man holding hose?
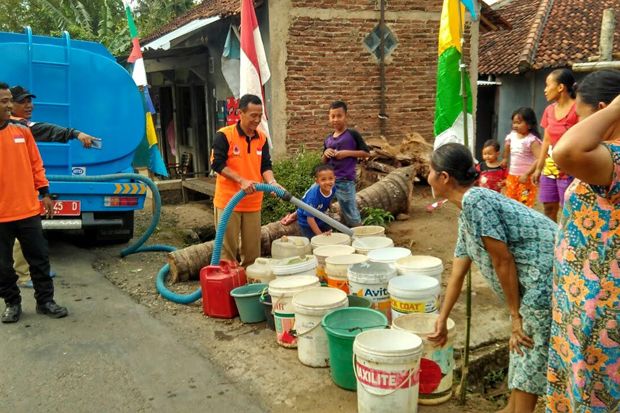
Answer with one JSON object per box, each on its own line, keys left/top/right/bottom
{"left": 210, "top": 94, "right": 280, "bottom": 267}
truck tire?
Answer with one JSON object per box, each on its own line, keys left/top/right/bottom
{"left": 85, "top": 211, "right": 135, "bottom": 244}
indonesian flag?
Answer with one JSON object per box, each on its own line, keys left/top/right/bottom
{"left": 240, "top": 0, "right": 272, "bottom": 146}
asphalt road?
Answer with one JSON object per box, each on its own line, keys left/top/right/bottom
{"left": 0, "top": 241, "right": 264, "bottom": 413}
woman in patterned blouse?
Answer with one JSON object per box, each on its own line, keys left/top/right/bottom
{"left": 546, "top": 70, "right": 620, "bottom": 413}
{"left": 427, "top": 143, "right": 557, "bottom": 413}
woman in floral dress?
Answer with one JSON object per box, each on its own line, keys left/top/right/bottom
{"left": 427, "top": 143, "right": 557, "bottom": 413}
{"left": 547, "top": 70, "right": 620, "bottom": 412}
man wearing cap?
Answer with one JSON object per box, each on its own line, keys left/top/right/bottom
{"left": 10, "top": 85, "right": 96, "bottom": 147}
{"left": 0, "top": 82, "right": 68, "bottom": 322}
{"left": 10, "top": 85, "right": 100, "bottom": 288}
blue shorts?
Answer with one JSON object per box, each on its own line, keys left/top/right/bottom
{"left": 299, "top": 221, "right": 331, "bottom": 239}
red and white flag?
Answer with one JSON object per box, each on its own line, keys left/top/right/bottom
{"left": 240, "top": 0, "right": 271, "bottom": 146}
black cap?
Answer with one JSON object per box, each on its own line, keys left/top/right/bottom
{"left": 9, "top": 86, "right": 36, "bottom": 102}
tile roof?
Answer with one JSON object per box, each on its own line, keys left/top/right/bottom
{"left": 142, "top": 0, "right": 240, "bottom": 44}
{"left": 479, "top": 0, "right": 620, "bottom": 75}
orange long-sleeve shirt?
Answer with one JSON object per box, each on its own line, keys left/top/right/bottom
{"left": 0, "top": 121, "right": 49, "bottom": 223}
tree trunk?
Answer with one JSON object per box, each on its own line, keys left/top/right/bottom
{"left": 167, "top": 165, "right": 414, "bottom": 282}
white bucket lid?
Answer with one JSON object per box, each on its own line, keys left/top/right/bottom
{"left": 392, "top": 313, "right": 455, "bottom": 336}
{"left": 367, "top": 247, "right": 412, "bottom": 263}
{"left": 269, "top": 275, "right": 320, "bottom": 296}
{"left": 352, "top": 236, "right": 394, "bottom": 251}
{"left": 388, "top": 274, "right": 440, "bottom": 296}
{"left": 313, "top": 245, "right": 356, "bottom": 259}
{"left": 348, "top": 261, "right": 397, "bottom": 283}
{"left": 325, "top": 254, "right": 369, "bottom": 266}
{"left": 271, "top": 255, "right": 318, "bottom": 275}
{"left": 395, "top": 255, "right": 443, "bottom": 272}
{"left": 311, "top": 233, "right": 351, "bottom": 247}
{"left": 293, "top": 287, "right": 349, "bottom": 315}
{"left": 354, "top": 329, "right": 423, "bottom": 361}
{"left": 351, "top": 226, "right": 385, "bottom": 237}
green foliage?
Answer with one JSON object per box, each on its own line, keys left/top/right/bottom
{"left": 261, "top": 150, "right": 322, "bottom": 225}
{"left": 361, "top": 207, "right": 394, "bottom": 227}
{"left": 0, "top": 0, "right": 195, "bottom": 56}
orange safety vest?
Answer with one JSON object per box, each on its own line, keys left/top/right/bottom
{"left": 213, "top": 124, "right": 267, "bottom": 212}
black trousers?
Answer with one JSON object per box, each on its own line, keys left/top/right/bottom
{"left": 0, "top": 215, "right": 54, "bottom": 305}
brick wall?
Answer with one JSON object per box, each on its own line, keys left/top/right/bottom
{"left": 285, "top": 7, "right": 441, "bottom": 152}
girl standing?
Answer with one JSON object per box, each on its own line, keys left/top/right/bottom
{"left": 503, "top": 108, "right": 542, "bottom": 207}
{"left": 532, "top": 69, "right": 579, "bottom": 222}
{"left": 546, "top": 70, "right": 620, "bottom": 413}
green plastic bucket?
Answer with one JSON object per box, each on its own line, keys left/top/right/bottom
{"left": 321, "top": 307, "right": 388, "bottom": 390}
{"left": 230, "top": 283, "right": 268, "bottom": 323}
{"left": 347, "top": 295, "right": 372, "bottom": 308}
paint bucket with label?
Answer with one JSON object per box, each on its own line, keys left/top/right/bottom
{"left": 395, "top": 255, "right": 444, "bottom": 284}
{"left": 292, "top": 287, "right": 349, "bottom": 367}
{"left": 388, "top": 275, "right": 440, "bottom": 320}
{"left": 348, "top": 262, "right": 397, "bottom": 320}
{"left": 313, "top": 245, "right": 356, "bottom": 283}
{"left": 352, "top": 236, "right": 394, "bottom": 255}
{"left": 269, "top": 275, "right": 320, "bottom": 348}
{"left": 392, "top": 313, "right": 455, "bottom": 405}
{"left": 325, "top": 254, "right": 368, "bottom": 293}
{"left": 353, "top": 329, "right": 423, "bottom": 413}
{"left": 321, "top": 307, "right": 389, "bottom": 390}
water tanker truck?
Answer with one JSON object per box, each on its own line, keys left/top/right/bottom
{"left": 0, "top": 28, "right": 148, "bottom": 243}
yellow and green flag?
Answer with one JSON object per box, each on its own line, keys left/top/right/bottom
{"left": 433, "top": 0, "right": 476, "bottom": 149}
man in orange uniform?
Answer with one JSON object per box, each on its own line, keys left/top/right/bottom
{"left": 0, "top": 82, "right": 68, "bottom": 323}
{"left": 211, "top": 94, "right": 279, "bottom": 267}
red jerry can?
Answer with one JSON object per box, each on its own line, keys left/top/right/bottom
{"left": 199, "top": 260, "right": 247, "bottom": 318}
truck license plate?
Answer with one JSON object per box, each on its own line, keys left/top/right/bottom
{"left": 40, "top": 200, "right": 81, "bottom": 217}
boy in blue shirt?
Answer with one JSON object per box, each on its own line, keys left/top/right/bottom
{"left": 296, "top": 164, "right": 336, "bottom": 239}
{"left": 322, "top": 101, "right": 369, "bottom": 226}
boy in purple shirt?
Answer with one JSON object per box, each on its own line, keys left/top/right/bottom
{"left": 321, "top": 101, "right": 370, "bottom": 226}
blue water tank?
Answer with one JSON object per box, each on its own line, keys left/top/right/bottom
{"left": 0, "top": 28, "right": 145, "bottom": 175}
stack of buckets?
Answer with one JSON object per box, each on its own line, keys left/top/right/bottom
{"left": 232, "top": 231, "right": 455, "bottom": 412}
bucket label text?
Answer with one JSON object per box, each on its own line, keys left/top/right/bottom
{"left": 356, "top": 362, "right": 419, "bottom": 390}
{"left": 391, "top": 297, "right": 438, "bottom": 314}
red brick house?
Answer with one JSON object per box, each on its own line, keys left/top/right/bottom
{"left": 477, "top": 0, "right": 620, "bottom": 152}
{"left": 140, "top": 0, "right": 502, "bottom": 172}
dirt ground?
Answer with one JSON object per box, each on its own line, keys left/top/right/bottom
{"left": 92, "top": 185, "right": 546, "bottom": 413}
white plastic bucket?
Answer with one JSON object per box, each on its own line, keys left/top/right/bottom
{"left": 388, "top": 275, "right": 440, "bottom": 320}
{"left": 352, "top": 237, "right": 394, "bottom": 255}
{"left": 325, "top": 254, "right": 369, "bottom": 293}
{"left": 313, "top": 245, "right": 356, "bottom": 283}
{"left": 395, "top": 256, "right": 444, "bottom": 284}
{"left": 271, "top": 255, "right": 318, "bottom": 278}
{"left": 348, "top": 262, "right": 397, "bottom": 320}
{"left": 311, "top": 233, "right": 351, "bottom": 249}
{"left": 392, "top": 314, "right": 456, "bottom": 405}
{"left": 368, "top": 247, "right": 412, "bottom": 265}
{"left": 292, "top": 287, "right": 349, "bottom": 367}
{"left": 246, "top": 258, "right": 275, "bottom": 284}
{"left": 354, "top": 329, "right": 423, "bottom": 413}
{"left": 271, "top": 235, "right": 312, "bottom": 259}
{"left": 269, "top": 275, "right": 321, "bottom": 348}
{"left": 352, "top": 225, "right": 386, "bottom": 238}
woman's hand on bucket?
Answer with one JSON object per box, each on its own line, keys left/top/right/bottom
{"left": 428, "top": 316, "right": 448, "bottom": 347}
{"left": 509, "top": 316, "right": 534, "bottom": 356}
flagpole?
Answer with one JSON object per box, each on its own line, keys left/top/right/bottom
{"left": 457, "top": 0, "right": 473, "bottom": 406}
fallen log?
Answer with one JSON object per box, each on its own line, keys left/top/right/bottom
{"left": 167, "top": 165, "right": 415, "bottom": 282}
